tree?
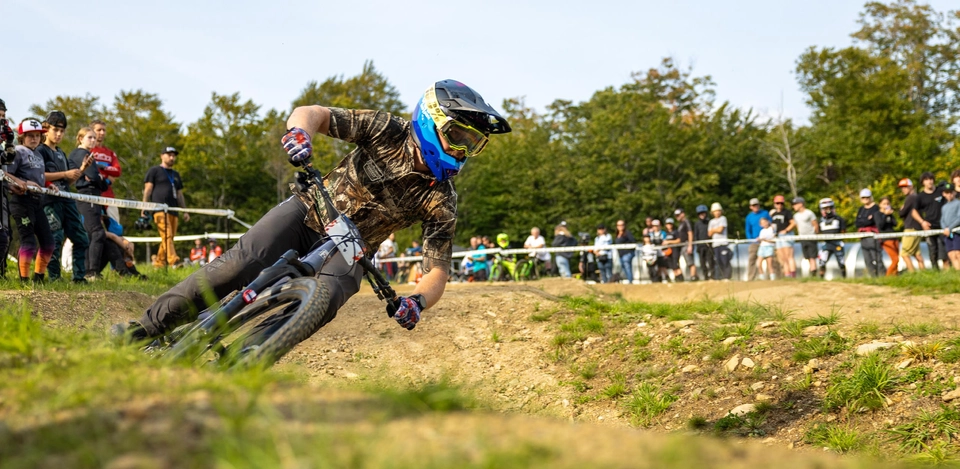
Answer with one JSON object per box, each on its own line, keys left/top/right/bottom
{"left": 180, "top": 93, "right": 275, "bottom": 232}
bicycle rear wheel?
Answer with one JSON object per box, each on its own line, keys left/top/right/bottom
{"left": 226, "top": 277, "right": 332, "bottom": 369}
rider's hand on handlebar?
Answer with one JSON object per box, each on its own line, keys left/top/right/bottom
{"left": 387, "top": 296, "right": 422, "bottom": 330}
{"left": 281, "top": 127, "right": 313, "bottom": 166}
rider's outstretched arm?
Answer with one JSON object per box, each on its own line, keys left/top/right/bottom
{"left": 286, "top": 106, "right": 332, "bottom": 138}
{"left": 410, "top": 268, "right": 448, "bottom": 310}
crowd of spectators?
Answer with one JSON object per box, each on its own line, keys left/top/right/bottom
{"left": 0, "top": 99, "right": 212, "bottom": 283}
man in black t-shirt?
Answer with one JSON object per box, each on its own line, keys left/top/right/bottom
{"left": 142, "top": 146, "right": 190, "bottom": 267}
{"left": 693, "top": 205, "right": 714, "bottom": 280}
{"left": 916, "top": 172, "right": 947, "bottom": 270}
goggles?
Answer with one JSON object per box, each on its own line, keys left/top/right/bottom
{"left": 439, "top": 118, "right": 489, "bottom": 157}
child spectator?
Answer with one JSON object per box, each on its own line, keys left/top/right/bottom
{"left": 855, "top": 189, "right": 883, "bottom": 277}
{"left": 207, "top": 237, "right": 223, "bottom": 263}
{"left": 791, "top": 197, "right": 819, "bottom": 277}
{"left": 770, "top": 195, "right": 797, "bottom": 278}
{"left": 10, "top": 118, "right": 55, "bottom": 283}
{"left": 877, "top": 196, "right": 900, "bottom": 276}
{"left": 898, "top": 178, "right": 925, "bottom": 272}
{"left": 756, "top": 217, "right": 776, "bottom": 280}
{"left": 817, "top": 198, "right": 847, "bottom": 279}
{"left": 640, "top": 235, "right": 660, "bottom": 283}
{"left": 189, "top": 238, "right": 207, "bottom": 266}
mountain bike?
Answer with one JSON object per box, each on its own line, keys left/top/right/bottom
{"left": 151, "top": 161, "right": 399, "bottom": 369}
{"left": 514, "top": 255, "right": 542, "bottom": 281}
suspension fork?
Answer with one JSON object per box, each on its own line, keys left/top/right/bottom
{"left": 358, "top": 256, "right": 400, "bottom": 314}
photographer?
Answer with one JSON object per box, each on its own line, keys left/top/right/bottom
{"left": 9, "top": 118, "right": 56, "bottom": 283}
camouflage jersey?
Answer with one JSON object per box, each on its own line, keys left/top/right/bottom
{"left": 295, "top": 108, "right": 457, "bottom": 274}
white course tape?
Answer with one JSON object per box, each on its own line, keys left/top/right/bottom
{"left": 125, "top": 232, "right": 245, "bottom": 243}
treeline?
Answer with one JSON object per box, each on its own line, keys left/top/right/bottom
{"left": 25, "top": 1, "right": 960, "bottom": 246}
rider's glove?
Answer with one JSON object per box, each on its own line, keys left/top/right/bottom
{"left": 387, "top": 295, "right": 425, "bottom": 330}
{"left": 281, "top": 127, "right": 312, "bottom": 165}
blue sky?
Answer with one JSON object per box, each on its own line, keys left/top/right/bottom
{"left": 6, "top": 0, "right": 957, "bottom": 127}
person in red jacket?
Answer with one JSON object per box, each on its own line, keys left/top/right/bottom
{"left": 89, "top": 119, "right": 122, "bottom": 223}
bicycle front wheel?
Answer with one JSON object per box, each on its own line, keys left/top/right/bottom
{"left": 227, "top": 277, "right": 332, "bottom": 369}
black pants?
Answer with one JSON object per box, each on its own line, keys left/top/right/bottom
{"left": 78, "top": 200, "right": 107, "bottom": 275}
{"left": 926, "top": 235, "right": 946, "bottom": 270}
{"left": 860, "top": 238, "right": 883, "bottom": 277}
{"left": 10, "top": 196, "right": 55, "bottom": 277}
{"left": 697, "top": 245, "right": 714, "bottom": 280}
{"left": 0, "top": 226, "right": 8, "bottom": 278}
{"left": 714, "top": 245, "right": 732, "bottom": 280}
{"left": 45, "top": 200, "right": 90, "bottom": 280}
{"left": 139, "top": 196, "right": 363, "bottom": 336}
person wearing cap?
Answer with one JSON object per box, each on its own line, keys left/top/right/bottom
{"left": 756, "top": 216, "right": 777, "bottom": 280}
{"left": 594, "top": 223, "right": 613, "bottom": 283}
{"left": 744, "top": 197, "right": 772, "bottom": 281}
{"left": 0, "top": 98, "right": 16, "bottom": 277}
{"left": 791, "top": 197, "right": 819, "bottom": 276}
{"left": 38, "top": 111, "right": 91, "bottom": 282}
{"left": 663, "top": 217, "right": 683, "bottom": 282}
{"left": 207, "top": 236, "right": 224, "bottom": 263}
{"left": 817, "top": 198, "right": 848, "bottom": 279}
{"left": 915, "top": 172, "right": 947, "bottom": 270}
{"left": 708, "top": 202, "right": 733, "bottom": 280}
{"left": 898, "top": 178, "right": 924, "bottom": 272}
{"left": 614, "top": 220, "right": 636, "bottom": 284}
{"left": 142, "top": 146, "right": 190, "bottom": 267}
{"left": 189, "top": 238, "right": 207, "bottom": 266}
{"left": 939, "top": 183, "right": 960, "bottom": 269}
{"left": 693, "top": 204, "right": 714, "bottom": 280}
{"left": 770, "top": 194, "right": 797, "bottom": 279}
{"left": 877, "top": 196, "right": 900, "bottom": 276}
{"left": 855, "top": 188, "right": 883, "bottom": 277}
{"left": 9, "top": 118, "right": 56, "bottom": 282}
{"left": 552, "top": 223, "right": 576, "bottom": 279}
{"left": 88, "top": 119, "right": 123, "bottom": 225}
{"left": 674, "top": 208, "right": 696, "bottom": 281}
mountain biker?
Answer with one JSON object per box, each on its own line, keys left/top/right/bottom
{"left": 490, "top": 232, "right": 518, "bottom": 281}
{"left": 116, "top": 80, "right": 510, "bottom": 340}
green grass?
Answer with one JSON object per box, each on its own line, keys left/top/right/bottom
{"left": 823, "top": 354, "right": 896, "bottom": 413}
{"left": 572, "top": 361, "right": 599, "bottom": 380}
{"left": 804, "top": 423, "right": 863, "bottom": 453}
{"left": 847, "top": 269, "right": 960, "bottom": 295}
{"left": 625, "top": 383, "right": 678, "bottom": 427}
{"left": 0, "top": 263, "right": 197, "bottom": 296}
{"left": 887, "top": 406, "right": 960, "bottom": 454}
{"left": 601, "top": 372, "right": 629, "bottom": 399}
{"left": 792, "top": 331, "right": 849, "bottom": 362}
{"left": 891, "top": 321, "right": 946, "bottom": 338}
{"left": 660, "top": 336, "right": 691, "bottom": 357}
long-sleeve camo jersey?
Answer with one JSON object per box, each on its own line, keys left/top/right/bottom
{"left": 295, "top": 108, "right": 457, "bottom": 274}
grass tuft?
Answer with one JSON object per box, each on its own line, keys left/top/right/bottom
{"left": 625, "top": 383, "right": 678, "bottom": 427}
{"left": 823, "top": 354, "right": 896, "bottom": 413}
{"left": 804, "top": 423, "right": 863, "bottom": 453}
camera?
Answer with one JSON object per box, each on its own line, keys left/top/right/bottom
{"left": 578, "top": 232, "right": 591, "bottom": 245}
{"left": 0, "top": 121, "right": 15, "bottom": 165}
{"left": 135, "top": 216, "right": 152, "bottom": 231}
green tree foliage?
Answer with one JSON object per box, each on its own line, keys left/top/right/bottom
{"left": 179, "top": 93, "right": 276, "bottom": 232}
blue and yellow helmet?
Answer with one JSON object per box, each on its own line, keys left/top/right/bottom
{"left": 411, "top": 80, "right": 511, "bottom": 182}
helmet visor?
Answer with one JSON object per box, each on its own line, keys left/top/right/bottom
{"left": 440, "top": 119, "right": 489, "bottom": 157}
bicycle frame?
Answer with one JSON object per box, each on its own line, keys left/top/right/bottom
{"left": 176, "top": 161, "right": 399, "bottom": 343}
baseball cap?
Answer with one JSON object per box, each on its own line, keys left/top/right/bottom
{"left": 652, "top": 219, "right": 661, "bottom": 225}
{"left": 674, "top": 208, "right": 683, "bottom": 215}
{"left": 560, "top": 221, "right": 567, "bottom": 226}
{"left": 859, "top": 188, "right": 873, "bottom": 198}
{"left": 749, "top": 198, "right": 760, "bottom": 206}
{"left": 898, "top": 178, "right": 914, "bottom": 188}
{"left": 44, "top": 111, "right": 67, "bottom": 129}
{"left": 944, "top": 182, "right": 955, "bottom": 192}
{"left": 696, "top": 204, "right": 708, "bottom": 214}
{"left": 0, "top": 98, "right": 7, "bottom": 111}
{"left": 773, "top": 195, "right": 785, "bottom": 204}
{"left": 710, "top": 202, "right": 723, "bottom": 212}
{"left": 17, "top": 118, "right": 46, "bottom": 135}
{"left": 163, "top": 146, "right": 179, "bottom": 155}
{"left": 792, "top": 197, "right": 805, "bottom": 204}
{"left": 665, "top": 217, "right": 675, "bottom": 224}
{"left": 596, "top": 223, "right": 606, "bottom": 230}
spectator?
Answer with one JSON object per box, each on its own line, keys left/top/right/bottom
{"left": 648, "top": 219, "right": 665, "bottom": 246}
{"left": 916, "top": 172, "right": 946, "bottom": 270}
{"left": 403, "top": 239, "right": 423, "bottom": 284}
{"left": 189, "top": 238, "right": 207, "bottom": 266}
{"left": 470, "top": 236, "right": 488, "bottom": 281}
{"left": 693, "top": 205, "right": 714, "bottom": 280}
{"left": 89, "top": 119, "right": 122, "bottom": 225}
{"left": 552, "top": 223, "right": 576, "bottom": 279}
{"left": 38, "top": 111, "right": 90, "bottom": 283}
{"left": 770, "top": 195, "right": 797, "bottom": 278}
{"left": 0, "top": 102, "right": 12, "bottom": 278}
{"left": 817, "top": 198, "right": 847, "bottom": 279}
{"left": 940, "top": 183, "right": 960, "bottom": 269}
{"left": 855, "top": 189, "right": 883, "bottom": 277}
{"left": 664, "top": 217, "right": 683, "bottom": 282}
{"left": 791, "top": 197, "right": 819, "bottom": 277}
{"left": 708, "top": 202, "right": 732, "bottom": 280}
{"left": 577, "top": 231, "right": 598, "bottom": 283}
{"left": 675, "top": 208, "right": 696, "bottom": 281}
{"left": 96, "top": 226, "right": 146, "bottom": 279}
{"left": 756, "top": 217, "right": 777, "bottom": 280}
{"left": 877, "top": 196, "right": 900, "bottom": 276}
{"left": 614, "top": 219, "right": 636, "bottom": 284}
{"left": 207, "top": 237, "right": 223, "bottom": 263}
{"left": 142, "top": 146, "right": 190, "bottom": 268}
{"left": 10, "top": 118, "right": 55, "bottom": 283}
{"left": 641, "top": 217, "right": 654, "bottom": 237}
{"left": 744, "top": 197, "right": 770, "bottom": 281}
{"left": 594, "top": 224, "right": 613, "bottom": 283}
{"left": 640, "top": 235, "right": 660, "bottom": 283}
{"left": 71, "top": 126, "right": 110, "bottom": 280}
{"left": 898, "top": 178, "right": 924, "bottom": 272}
{"left": 377, "top": 232, "right": 398, "bottom": 280}
{"left": 524, "top": 226, "right": 551, "bottom": 274}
